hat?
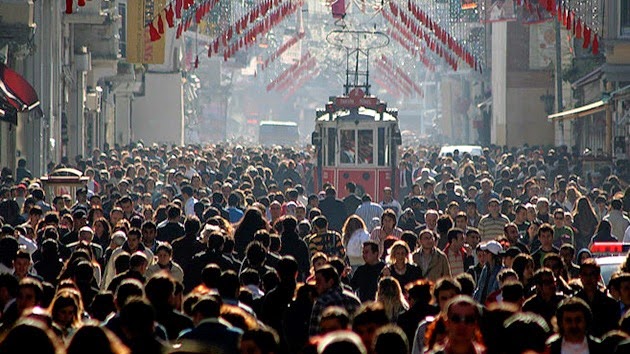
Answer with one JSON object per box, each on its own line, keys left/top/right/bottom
{"left": 79, "top": 226, "right": 94, "bottom": 234}
{"left": 487, "top": 198, "right": 500, "bottom": 205}
{"left": 16, "top": 184, "right": 27, "bottom": 191}
{"left": 480, "top": 240, "right": 504, "bottom": 256}
{"left": 111, "top": 231, "right": 127, "bottom": 246}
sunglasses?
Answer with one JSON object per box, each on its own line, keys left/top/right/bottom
{"left": 449, "top": 314, "right": 476, "bottom": 324}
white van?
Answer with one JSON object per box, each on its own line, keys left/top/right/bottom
{"left": 259, "top": 121, "right": 300, "bottom": 146}
{"left": 438, "top": 145, "right": 483, "bottom": 158}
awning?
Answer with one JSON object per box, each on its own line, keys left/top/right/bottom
{"left": 0, "top": 63, "right": 40, "bottom": 124}
{"left": 547, "top": 100, "right": 606, "bottom": 121}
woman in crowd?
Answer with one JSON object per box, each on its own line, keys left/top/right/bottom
{"left": 512, "top": 253, "right": 536, "bottom": 297}
{"left": 233, "top": 207, "right": 269, "bottom": 258}
{"left": 49, "top": 288, "right": 83, "bottom": 342}
{"left": 382, "top": 240, "right": 423, "bottom": 288}
{"left": 342, "top": 215, "right": 370, "bottom": 270}
{"left": 376, "top": 277, "right": 409, "bottom": 323}
{"left": 572, "top": 196, "right": 599, "bottom": 251}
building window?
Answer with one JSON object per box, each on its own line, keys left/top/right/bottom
{"left": 622, "top": 0, "right": 630, "bottom": 36}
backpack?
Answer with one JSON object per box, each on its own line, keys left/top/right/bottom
{"left": 346, "top": 229, "right": 369, "bottom": 258}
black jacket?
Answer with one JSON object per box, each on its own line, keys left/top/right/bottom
{"left": 318, "top": 196, "right": 348, "bottom": 232}
{"left": 280, "top": 232, "right": 310, "bottom": 280}
{"left": 546, "top": 334, "right": 602, "bottom": 354}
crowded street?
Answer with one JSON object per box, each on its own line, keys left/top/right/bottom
{"left": 1, "top": 0, "right": 630, "bottom": 353}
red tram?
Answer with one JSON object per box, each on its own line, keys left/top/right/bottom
{"left": 312, "top": 87, "right": 402, "bottom": 201}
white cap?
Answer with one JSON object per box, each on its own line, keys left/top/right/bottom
{"left": 480, "top": 240, "right": 504, "bottom": 256}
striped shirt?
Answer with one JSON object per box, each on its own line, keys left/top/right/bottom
{"left": 445, "top": 246, "right": 465, "bottom": 275}
{"left": 355, "top": 202, "right": 385, "bottom": 232}
{"left": 307, "top": 231, "right": 346, "bottom": 259}
{"left": 478, "top": 214, "right": 510, "bottom": 242}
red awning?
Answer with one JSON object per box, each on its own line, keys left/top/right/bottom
{"left": 0, "top": 63, "right": 40, "bottom": 113}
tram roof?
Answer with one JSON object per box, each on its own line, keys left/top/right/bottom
{"left": 316, "top": 106, "right": 398, "bottom": 123}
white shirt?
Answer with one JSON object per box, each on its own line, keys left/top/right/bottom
{"left": 561, "top": 337, "right": 589, "bottom": 354}
{"left": 185, "top": 196, "right": 198, "bottom": 217}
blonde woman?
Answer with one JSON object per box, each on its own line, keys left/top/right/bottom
{"left": 376, "top": 276, "right": 409, "bottom": 322}
{"left": 342, "top": 215, "right": 370, "bottom": 270}
{"left": 381, "top": 240, "right": 423, "bottom": 288}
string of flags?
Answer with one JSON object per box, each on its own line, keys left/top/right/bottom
{"left": 282, "top": 69, "right": 321, "bottom": 101}
{"left": 400, "top": 0, "right": 482, "bottom": 72}
{"left": 376, "top": 55, "right": 424, "bottom": 97}
{"left": 260, "top": 31, "right": 305, "bottom": 70}
{"left": 211, "top": 0, "right": 304, "bottom": 61}
{"left": 266, "top": 52, "right": 318, "bottom": 92}
{"left": 381, "top": 11, "right": 435, "bottom": 72}
{"left": 374, "top": 64, "right": 413, "bottom": 97}
{"left": 372, "top": 76, "right": 403, "bottom": 99}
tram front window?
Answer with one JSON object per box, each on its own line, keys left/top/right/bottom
{"left": 358, "top": 130, "right": 373, "bottom": 164}
{"left": 340, "top": 129, "right": 356, "bottom": 163}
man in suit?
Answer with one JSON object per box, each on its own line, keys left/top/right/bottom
{"left": 546, "top": 297, "right": 602, "bottom": 353}
{"left": 178, "top": 295, "right": 242, "bottom": 354}
{"left": 343, "top": 182, "right": 362, "bottom": 216}
{"left": 318, "top": 186, "right": 347, "bottom": 232}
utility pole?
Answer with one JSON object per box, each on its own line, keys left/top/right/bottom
{"left": 555, "top": 18, "right": 564, "bottom": 145}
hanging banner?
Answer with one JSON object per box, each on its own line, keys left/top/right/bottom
{"left": 127, "top": 0, "right": 166, "bottom": 64}
{"left": 481, "top": 0, "right": 517, "bottom": 23}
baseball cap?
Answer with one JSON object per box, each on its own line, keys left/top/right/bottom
{"left": 488, "top": 198, "right": 500, "bottom": 205}
{"left": 480, "top": 240, "right": 504, "bottom": 256}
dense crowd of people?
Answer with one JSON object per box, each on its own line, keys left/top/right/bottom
{"left": 0, "top": 142, "right": 629, "bottom": 354}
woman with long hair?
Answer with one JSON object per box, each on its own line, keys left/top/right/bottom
{"left": 234, "top": 207, "right": 269, "bottom": 259}
{"left": 92, "top": 217, "right": 112, "bottom": 252}
{"left": 382, "top": 240, "right": 423, "bottom": 288}
{"left": 49, "top": 288, "right": 83, "bottom": 342}
{"left": 572, "top": 196, "right": 599, "bottom": 251}
{"left": 376, "top": 276, "right": 409, "bottom": 322}
{"left": 511, "top": 253, "right": 535, "bottom": 297}
{"left": 342, "top": 215, "right": 370, "bottom": 269}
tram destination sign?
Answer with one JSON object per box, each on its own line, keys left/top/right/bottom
{"left": 333, "top": 88, "right": 379, "bottom": 110}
